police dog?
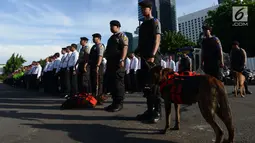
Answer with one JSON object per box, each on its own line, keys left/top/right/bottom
{"left": 150, "top": 66, "right": 234, "bottom": 143}
{"left": 232, "top": 71, "right": 245, "bottom": 98}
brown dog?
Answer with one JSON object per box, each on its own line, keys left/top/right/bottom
{"left": 232, "top": 71, "right": 245, "bottom": 98}
{"left": 150, "top": 66, "right": 235, "bottom": 143}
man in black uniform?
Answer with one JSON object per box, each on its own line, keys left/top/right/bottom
{"left": 77, "top": 37, "right": 90, "bottom": 93}
{"left": 179, "top": 52, "right": 192, "bottom": 73}
{"left": 135, "top": 0, "right": 162, "bottom": 123}
{"left": 104, "top": 20, "right": 128, "bottom": 112}
{"left": 201, "top": 25, "right": 224, "bottom": 80}
{"left": 89, "top": 33, "right": 105, "bottom": 100}
{"left": 230, "top": 41, "right": 252, "bottom": 94}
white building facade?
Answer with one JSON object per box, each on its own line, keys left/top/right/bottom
{"left": 177, "top": 5, "right": 219, "bottom": 43}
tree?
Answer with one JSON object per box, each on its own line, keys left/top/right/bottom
{"left": 160, "top": 30, "right": 196, "bottom": 54}
{"left": 3, "top": 53, "right": 26, "bottom": 75}
{"left": 204, "top": 0, "right": 255, "bottom": 56}
{"left": 39, "top": 58, "right": 47, "bottom": 68}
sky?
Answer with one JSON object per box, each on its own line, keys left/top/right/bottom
{"left": 0, "top": 0, "right": 218, "bottom": 65}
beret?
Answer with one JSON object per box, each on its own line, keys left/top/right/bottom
{"left": 80, "top": 37, "right": 89, "bottom": 41}
{"left": 92, "top": 33, "right": 101, "bottom": 38}
{"left": 139, "top": 0, "right": 152, "bottom": 8}
{"left": 110, "top": 20, "right": 121, "bottom": 27}
{"left": 202, "top": 25, "right": 212, "bottom": 31}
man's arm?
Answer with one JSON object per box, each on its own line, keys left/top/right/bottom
{"left": 152, "top": 19, "right": 161, "bottom": 56}
{"left": 189, "top": 58, "right": 192, "bottom": 71}
{"left": 215, "top": 37, "right": 224, "bottom": 65}
{"left": 241, "top": 48, "right": 247, "bottom": 66}
{"left": 119, "top": 33, "right": 129, "bottom": 61}
{"left": 134, "top": 58, "right": 139, "bottom": 71}
{"left": 97, "top": 44, "right": 104, "bottom": 66}
{"left": 37, "top": 66, "right": 42, "bottom": 79}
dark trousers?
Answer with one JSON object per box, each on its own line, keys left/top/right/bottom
{"left": 31, "top": 74, "right": 39, "bottom": 90}
{"left": 60, "top": 68, "right": 70, "bottom": 96}
{"left": 139, "top": 56, "right": 161, "bottom": 114}
{"left": 47, "top": 71, "right": 54, "bottom": 93}
{"left": 69, "top": 67, "right": 78, "bottom": 96}
{"left": 90, "top": 66, "right": 103, "bottom": 96}
{"left": 124, "top": 73, "right": 131, "bottom": 92}
{"left": 204, "top": 66, "right": 221, "bottom": 80}
{"left": 105, "top": 61, "right": 125, "bottom": 105}
{"left": 77, "top": 63, "right": 91, "bottom": 93}
{"left": 43, "top": 72, "right": 49, "bottom": 93}
{"left": 130, "top": 69, "right": 138, "bottom": 92}
{"left": 52, "top": 69, "right": 59, "bottom": 94}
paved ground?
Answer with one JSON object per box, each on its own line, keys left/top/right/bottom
{"left": 0, "top": 83, "right": 255, "bottom": 143}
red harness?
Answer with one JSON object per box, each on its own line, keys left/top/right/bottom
{"left": 160, "top": 71, "right": 199, "bottom": 104}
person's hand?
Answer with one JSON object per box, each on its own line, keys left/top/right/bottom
{"left": 84, "top": 64, "right": 87, "bottom": 72}
{"left": 119, "top": 61, "right": 124, "bottom": 68}
{"left": 147, "top": 57, "right": 155, "bottom": 63}
{"left": 96, "top": 66, "right": 99, "bottom": 73}
{"left": 73, "top": 70, "right": 76, "bottom": 75}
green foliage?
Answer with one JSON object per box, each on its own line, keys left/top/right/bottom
{"left": 3, "top": 53, "right": 26, "bottom": 75}
{"left": 204, "top": 0, "right": 255, "bottom": 56}
{"left": 39, "top": 59, "right": 46, "bottom": 68}
{"left": 160, "top": 30, "right": 196, "bottom": 54}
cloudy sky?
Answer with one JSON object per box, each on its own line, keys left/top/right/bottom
{"left": 0, "top": 0, "right": 218, "bottom": 65}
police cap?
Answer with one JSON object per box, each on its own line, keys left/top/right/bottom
{"left": 202, "top": 25, "right": 212, "bottom": 31}
{"left": 138, "top": 0, "right": 152, "bottom": 8}
{"left": 62, "top": 47, "right": 67, "bottom": 50}
{"left": 67, "top": 46, "right": 72, "bottom": 50}
{"left": 92, "top": 33, "right": 101, "bottom": 38}
{"left": 110, "top": 20, "right": 121, "bottom": 27}
{"left": 80, "top": 37, "right": 89, "bottom": 41}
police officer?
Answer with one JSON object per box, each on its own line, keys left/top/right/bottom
{"left": 179, "top": 52, "right": 192, "bottom": 73}
{"left": 89, "top": 33, "right": 105, "bottom": 100}
{"left": 104, "top": 20, "right": 128, "bottom": 112}
{"left": 201, "top": 25, "right": 224, "bottom": 80}
{"left": 135, "top": 0, "right": 162, "bottom": 123}
{"left": 77, "top": 37, "right": 90, "bottom": 93}
{"left": 230, "top": 41, "right": 252, "bottom": 94}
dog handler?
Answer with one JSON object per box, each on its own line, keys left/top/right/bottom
{"left": 135, "top": 0, "right": 162, "bottom": 123}
{"left": 104, "top": 20, "right": 128, "bottom": 112}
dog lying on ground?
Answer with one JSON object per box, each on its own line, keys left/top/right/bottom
{"left": 150, "top": 66, "right": 235, "bottom": 143}
{"left": 232, "top": 71, "right": 245, "bottom": 98}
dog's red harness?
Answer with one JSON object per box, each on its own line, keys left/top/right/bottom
{"left": 160, "top": 71, "right": 198, "bottom": 104}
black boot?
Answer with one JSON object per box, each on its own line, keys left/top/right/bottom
{"left": 136, "top": 97, "right": 153, "bottom": 121}
{"left": 150, "top": 97, "right": 161, "bottom": 123}
{"left": 244, "top": 82, "right": 252, "bottom": 94}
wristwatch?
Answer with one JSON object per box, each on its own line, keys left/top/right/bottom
{"left": 119, "top": 59, "right": 124, "bottom": 63}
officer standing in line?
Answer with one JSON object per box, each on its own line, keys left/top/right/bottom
{"left": 135, "top": 0, "right": 162, "bottom": 123}
{"left": 46, "top": 56, "right": 55, "bottom": 93}
{"left": 67, "top": 44, "right": 79, "bottom": 96}
{"left": 43, "top": 57, "right": 50, "bottom": 93}
{"left": 201, "top": 25, "right": 224, "bottom": 80}
{"left": 58, "top": 47, "right": 67, "bottom": 94}
{"left": 89, "top": 33, "right": 105, "bottom": 100}
{"left": 52, "top": 53, "right": 61, "bottom": 95}
{"left": 77, "top": 37, "right": 90, "bottom": 93}
{"left": 104, "top": 20, "right": 128, "bottom": 112}
{"left": 61, "top": 46, "right": 72, "bottom": 97}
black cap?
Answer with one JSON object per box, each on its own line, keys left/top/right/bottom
{"left": 62, "top": 47, "right": 67, "bottom": 50}
{"left": 110, "top": 20, "right": 121, "bottom": 27}
{"left": 202, "top": 25, "right": 212, "bottom": 31}
{"left": 139, "top": 0, "right": 152, "bottom": 8}
{"left": 71, "top": 43, "right": 77, "bottom": 49}
{"left": 232, "top": 41, "right": 239, "bottom": 46}
{"left": 80, "top": 37, "right": 89, "bottom": 41}
{"left": 92, "top": 33, "right": 101, "bottom": 38}
{"left": 67, "top": 46, "right": 72, "bottom": 50}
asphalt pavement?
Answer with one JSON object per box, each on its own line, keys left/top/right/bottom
{"left": 0, "top": 83, "right": 254, "bottom": 143}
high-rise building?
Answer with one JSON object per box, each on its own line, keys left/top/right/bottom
{"left": 137, "top": 0, "right": 177, "bottom": 32}
{"left": 177, "top": 5, "right": 218, "bottom": 43}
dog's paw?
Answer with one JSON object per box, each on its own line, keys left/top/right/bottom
{"left": 222, "top": 139, "right": 233, "bottom": 143}
{"left": 160, "top": 127, "right": 170, "bottom": 134}
{"left": 170, "top": 125, "right": 180, "bottom": 130}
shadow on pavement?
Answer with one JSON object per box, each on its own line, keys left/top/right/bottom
{"left": 22, "top": 123, "right": 178, "bottom": 143}
{"left": 0, "top": 110, "right": 137, "bottom": 121}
